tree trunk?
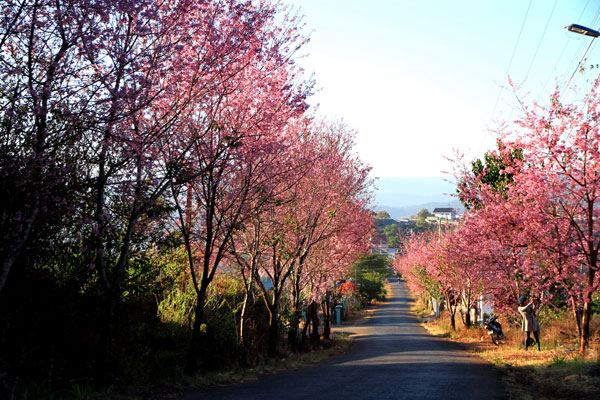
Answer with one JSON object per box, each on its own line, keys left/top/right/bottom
{"left": 579, "top": 299, "right": 592, "bottom": 354}
{"left": 95, "top": 199, "right": 139, "bottom": 382}
{"left": 446, "top": 292, "right": 457, "bottom": 331}
{"left": 570, "top": 296, "right": 582, "bottom": 340}
{"left": 578, "top": 269, "right": 596, "bottom": 354}
{"left": 300, "top": 313, "right": 309, "bottom": 350}
{"left": 310, "top": 301, "right": 320, "bottom": 345}
{"left": 95, "top": 287, "right": 118, "bottom": 385}
{"left": 0, "top": 17, "right": 67, "bottom": 298}
{"left": 287, "top": 309, "right": 301, "bottom": 352}
{"left": 267, "top": 306, "right": 279, "bottom": 358}
{"left": 463, "top": 291, "right": 472, "bottom": 328}
{"left": 322, "top": 294, "right": 331, "bottom": 340}
{"left": 0, "top": 193, "right": 39, "bottom": 299}
{"left": 288, "top": 259, "right": 304, "bottom": 352}
{"left": 239, "top": 289, "right": 250, "bottom": 366}
{"left": 185, "top": 288, "right": 207, "bottom": 374}
{"left": 0, "top": 255, "right": 18, "bottom": 299}
{"left": 464, "top": 308, "right": 472, "bottom": 328}
{"left": 238, "top": 265, "right": 255, "bottom": 366}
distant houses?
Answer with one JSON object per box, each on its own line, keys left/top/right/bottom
{"left": 370, "top": 227, "right": 398, "bottom": 258}
{"left": 371, "top": 208, "right": 462, "bottom": 257}
{"left": 432, "top": 207, "right": 457, "bottom": 221}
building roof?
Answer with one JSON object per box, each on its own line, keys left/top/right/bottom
{"left": 433, "top": 208, "right": 455, "bottom": 213}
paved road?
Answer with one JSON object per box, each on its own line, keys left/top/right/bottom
{"left": 181, "top": 277, "right": 507, "bottom": 399}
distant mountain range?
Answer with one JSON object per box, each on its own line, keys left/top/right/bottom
{"left": 373, "top": 177, "right": 464, "bottom": 219}
{"left": 375, "top": 200, "right": 464, "bottom": 219}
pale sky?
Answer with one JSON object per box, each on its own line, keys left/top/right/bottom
{"left": 293, "top": 0, "right": 600, "bottom": 178}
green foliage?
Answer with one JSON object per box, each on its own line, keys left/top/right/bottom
{"left": 375, "top": 210, "right": 391, "bottom": 219}
{"left": 382, "top": 224, "right": 401, "bottom": 248}
{"left": 458, "top": 142, "right": 523, "bottom": 210}
{"left": 157, "top": 284, "right": 196, "bottom": 327}
{"left": 412, "top": 209, "right": 434, "bottom": 233}
{"left": 155, "top": 248, "right": 196, "bottom": 327}
{"left": 382, "top": 224, "right": 397, "bottom": 237}
{"left": 472, "top": 149, "right": 521, "bottom": 192}
{"left": 416, "top": 208, "right": 432, "bottom": 219}
{"left": 413, "top": 265, "right": 441, "bottom": 299}
{"left": 551, "top": 355, "right": 567, "bottom": 366}
{"left": 387, "top": 234, "right": 402, "bottom": 248}
{"left": 154, "top": 249, "right": 246, "bottom": 370}
{"left": 358, "top": 272, "right": 388, "bottom": 302}
{"left": 351, "top": 254, "right": 391, "bottom": 303}
{"left": 414, "top": 218, "right": 430, "bottom": 233}
{"left": 200, "top": 275, "right": 244, "bottom": 369}
{"left": 591, "top": 292, "right": 600, "bottom": 315}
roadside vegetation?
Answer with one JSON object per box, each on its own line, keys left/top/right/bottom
{"left": 350, "top": 254, "right": 392, "bottom": 305}
{"left": 395, "top": 74, "right": 600, "bottom": 399}
{"left": 0, "top": 2, "right": 378, "bottom": 399}
{"left": 413, "top": 296, "right": 600, "bottom": 400}
{"left": 396, "top": 77, "right": 600, "bottom": 353}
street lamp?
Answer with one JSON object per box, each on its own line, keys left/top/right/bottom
{"left": 565, "top": 23, "right": 600, "bottom": 38}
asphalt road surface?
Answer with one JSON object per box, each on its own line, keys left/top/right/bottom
{"left": 181, "top": 277, "right": 507, "bottom": 400}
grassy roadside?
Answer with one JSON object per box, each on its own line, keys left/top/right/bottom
{"left": 412, "top": 301, "right": 600, "bottom": 400}
{"left": 88, "top": 299, "right": 386, "bottom": 400}
{"left": 90, "top": 333, "right": 353, "bottom": 400}
{"left": 63, "top": 286, "right": 389, "bottom": 400}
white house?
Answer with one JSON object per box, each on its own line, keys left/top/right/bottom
{"left": 433, "top": 207, "right": 456, "bottom": 221}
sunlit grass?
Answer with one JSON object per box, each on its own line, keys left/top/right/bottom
{"left": 412, "top": 297, "right": 600, "bottom": 399}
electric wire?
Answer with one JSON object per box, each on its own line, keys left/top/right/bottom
{"left": 502, "top": 0, "right": 560, "bottom": 135}
{"left": 562, "top": 39, "right": 596, "bottom": 92}
{"left": 524, "top": 0, "right": 558, "bottom": 82}
{"left": 538, "top": 0, "right": 591, "bottom": 98}
{"left": 479, "top": 0, "right": 532, "bottom": 154}
{"left": 537, "top": 37, "right": 573, "bottom": 98}
{"left": 561, "top": 2, "right": 600, "bottom": 94}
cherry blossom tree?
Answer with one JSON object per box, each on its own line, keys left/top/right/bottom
{"left": 233, "top": 120, "right": 372, "bottom": 357}
{"left": 1, "top": 0, "right": 314, "bottom": 376}
{"left": 453, "top": 79, "right": 600, "bottom": 352}
{"left": 301, "top": 210, "right": 371, "bottom": 342}
{"left": 167, "top": 7, "right": 312, "bottom": 369}
{"left": 283, "top": 121, "right": 372, "bottom": 350}
{"left": 0, "top": 0, "right": 110, "bottom": 298}
{"left": 505, "top": 81, "right": 600, "bottom": 353}
{"left": 396, "top": 227, "right": 485, "bottom": 330}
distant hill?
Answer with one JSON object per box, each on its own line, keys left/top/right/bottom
{"left": 375, "top": 200, "right": 464, "bottom": 219}
{"left": 373, "top": 177, "right": 463, "bottom": 219}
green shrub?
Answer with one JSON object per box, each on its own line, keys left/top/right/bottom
{"left": 351, "top": 254, "right": 391, "bottom": 304}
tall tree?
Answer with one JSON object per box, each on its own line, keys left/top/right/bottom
{"left": 507, "top": 84, "right": 600, "bottom": 353}
{"left": 168, "top": 5, "right": 311, "bottom": 370}
{"left": 0, "top": 0, "right": 105, "bottom": 298}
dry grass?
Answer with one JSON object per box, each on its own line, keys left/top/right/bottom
{"left": 90, "top": 334, "right": 353, "bottom": 400}
{"left": 413, "top": 299, "right": 600, "bottom": 400}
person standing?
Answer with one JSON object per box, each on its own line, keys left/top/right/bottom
{"left": 518, "top": 296, "right": 540, "bottom": 351}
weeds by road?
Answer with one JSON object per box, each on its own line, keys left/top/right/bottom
{"left": 74, "top": 334, "right": 352, "bottom": 400}
{"left": 413, "top": 301, "right": 600, "bottom": 400}
{"left": 82, "top": 285, "right": 386, "bottom": 399}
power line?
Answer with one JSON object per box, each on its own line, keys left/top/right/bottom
{"left": 480, "top": 0, "right": 533, "bottom": 154}
{"left": 562, "top": 39, "right": 596, "bottom": 92}
{"left": 579, "top": 0, "right": 592, "bottom": 20}
{"left": 537, "top": 37, "right": 572, "bottom": 98}
{"left": 561, "top": 2, "right": 600, "bottom": 94}
{"left": 538, "top": 0, "right": 592, "bottom": 98}
{"left": 524, "top": 0, "right": 558, "bottom": 82}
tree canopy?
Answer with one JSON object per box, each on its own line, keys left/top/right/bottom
{"left": 375, "top": 210, "right": 391, "bottom": 219}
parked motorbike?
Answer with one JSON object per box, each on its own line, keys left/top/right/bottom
{"left": 484, "top": 315, "right": 505, "bottom": 345}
